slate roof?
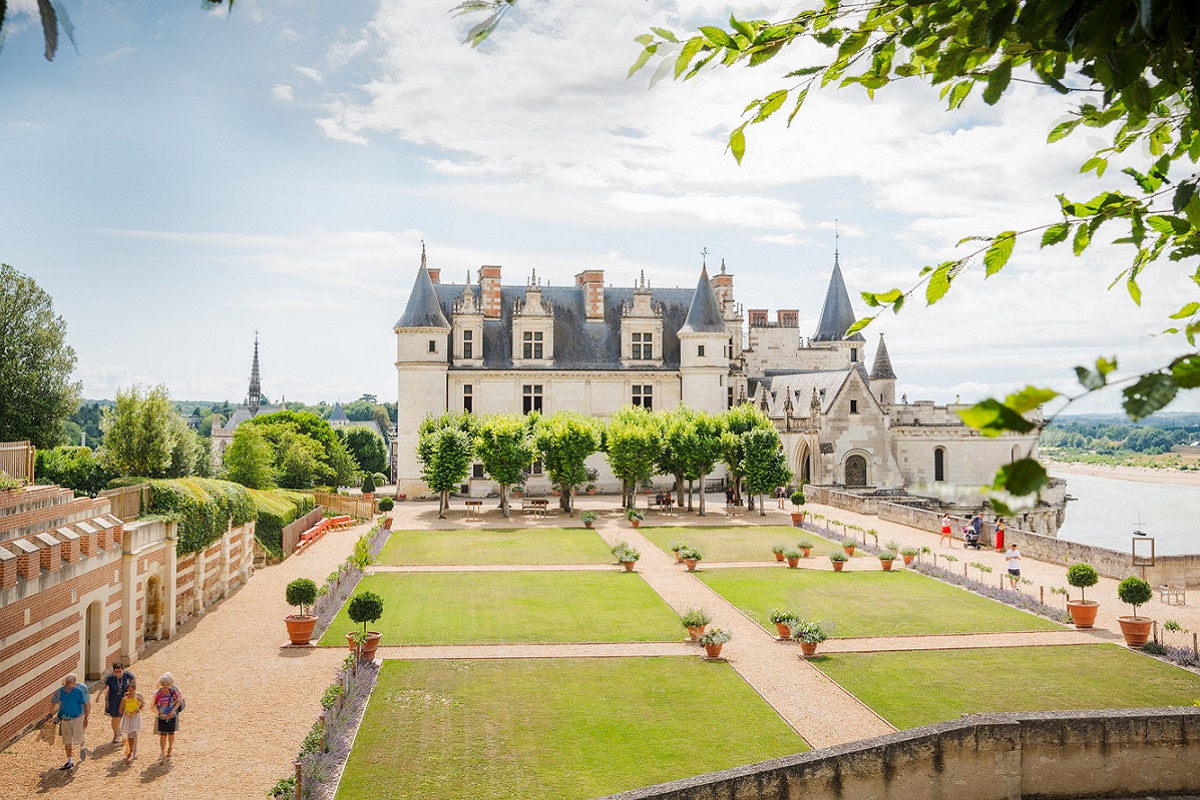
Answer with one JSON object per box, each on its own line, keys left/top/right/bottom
{"left": 869, "top": 334, "right": 896, "bottom": 380}
{"left": 328, "top": 402, "right": 349, "bottom": 422}
{"left": 396, "top": 259, "right": 451, "bottom": 329}
{"left": 751, "top": 370, "right": 855, "bottom": 417}
{"left": 812, "top": 252, "right": 865, "bottom": 342}
{"left": 679, "top": 265, "right": 728, "bottom": 334}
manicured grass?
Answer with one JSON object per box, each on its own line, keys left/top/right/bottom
{"left": 336, "top": 657, "right": 806, "bottom": 800}
{"left": 696, "top": 568, "right": 1063, "bottom": 637}
{"left": 813, "top": 644, "right": 1200, "bottom": 729}
{"left": 639, "top": 525, "right": 850, "bottom": 562}
{"left": 318, "top": 571, "right": 683, "bottom": 645}
{"left": 376, "top": 527, "right": 615, "bottom": 565}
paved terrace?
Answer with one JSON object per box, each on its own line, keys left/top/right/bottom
{"left": 1, "top": 493, "right": 1197, "bottom": 799}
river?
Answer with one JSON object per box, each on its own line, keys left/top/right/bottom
{"left": 1052, "top": 470, "right": 1200, "bottom": 555}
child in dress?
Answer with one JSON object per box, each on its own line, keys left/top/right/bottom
{"left": 119, "top": 680, "right": 144, "bottom": 764}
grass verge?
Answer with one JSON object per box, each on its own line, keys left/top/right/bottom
{"left": 376, "top": 527, "right": 615, "bottom": 565}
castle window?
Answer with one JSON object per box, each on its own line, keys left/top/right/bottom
{"left": 463, "top": 330, "right": 473, "bottom": 359}
{"left": 850, "top": 400, "right": 858, "bottom": 414}
{"left": 728, "top": 387, "right": 734, "bottom": 409}
{"left": 850, "top": 347, "right": 858, "bottom": 362}
{"left": 472, "top": 462, "right": 485, "bottom": 479}
{"left": 463, "top": 384, "right": 473, "bottom": 414}
{"left": 632, "top": 332, "right": 653, "bottom": 360}
{"left": 632, "top": 384, "right": 653, "bottom": 410}
{"left": 934, "top": 448, "right": 946, "bottom": 482}
{"left": 698, "top": 344, "right": 706, "bottom": 357}
{"left": 523, "top": 331, "right": 544, "bottom": 360}
{"left": 522, "top": 384, "right": 543, "bottom": 414}
{"left": 429, "top": 339, "right": 437, "bottom": 353}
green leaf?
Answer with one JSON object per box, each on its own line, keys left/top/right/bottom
{"left": 674, "top": 37, "right": 703, "bottom": 78}
{"left": 925, "top": 262, "right": 954, "bottom": 304}
{"left": 628, "top": 44, "right": 657, "bottom": 78}
{"left": 946, "top": 79, "right": 972, "bottom": 109}
{"left": 649, "top": 27, "right": 679, "bottom": 43}
{"left": 785, "top": 87, "right": 809, "bottom": 126}
{"left": 1040, "top": 222, "right": 1070, "bottom": 247}
{"left": 698, "top": 26, "right": 735, "bottom": 48}
{"left": 1122, "top": 372, "right": 1178, "bottom": 420}
{"left": 957, "top": 399, "right": 1036, "bottom": 437}
{"left": 982, "top": 59, "right": 1012, "bottom": 105}
{"left": 1072, "top": 221, "right": 1091, "bottom": 255}
{"left": 1079, "top": 156, "right": 1108, "bottom": 176}
{"left": 1048, "top": 118, "right": 1081, "bottom": 143}
{"left": 753, "top": 89, "right": 787, "bottom": 124}
{"left": 1075, "top": 366, "right": 1105, "bottom": 391}
{"left": 844, "top": 315, "right": 876, "bottom": 336}
{"left": 729, "top": 126, "right": 746, "bottom": 165}
{"left": 1096, "top": 356, "right": 1117, "bottom": 377}
{"left": 1003, "top": 386, "right": 1058, "bottom": 413}
{"left": 1170, "top": 355, "right": 1200, "bottom": 389}
{"left": 1170, "top": 302, "right": 1200, "bottom": 320}
{"left": 993, "top": 459, "right": 1049, "bottom": 496}
{"left": 983, "top": 231, "right": 1016, "bottom": 276}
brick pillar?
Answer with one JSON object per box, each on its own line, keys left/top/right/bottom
{"left": 427, "top": 268, "right": 440, "bottom": 284}
{"left": 478, "top": 265, "right": 502, "bottom": 319}
{"left": 55, "top": 528, "right": 81, "bottom": 564}
{"left": 95, "top": 519, "right": 112, "bottom": 550}
{"left": 75, "top": 523, "right": 97, "bottom": 557}
{"left": 575, "top": 269, "right": 605, "bottom": 321}
{"left": 12, "top": 539, "right": 39, "bottom": 580}
{"left": 35, "top": 533, "right": 62, "bottom": 573}
{"left": 0, "top": 545, "right": 16, "bottom": 590}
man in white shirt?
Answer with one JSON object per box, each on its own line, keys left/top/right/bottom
{"left": 1005, "top": 544, "right": 1022, "bottom": 588}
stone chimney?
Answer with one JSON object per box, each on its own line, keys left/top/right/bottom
{"left": 575, "top": 270, "right": 605, "bottom": 321}
{"left": 427, "top": 268, "right": 441, "bottom": 284}
{"left": 479, "top": 265, "right": 502, "bottom": 319}
{"left": 777, "top": 309, "right": 798, "bottom": 328}
{"left": 748, "top": 309, "right": 768, "bottom": 328}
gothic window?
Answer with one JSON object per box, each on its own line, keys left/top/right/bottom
{"left": 934, "top": 447, "right": 946, "bottom": 482}
{"left": 522, "top": 384, "right": 543, "bottom": 414}
{"left": 631, "top": 332, "right": 653, "bottom": 360}
{"left": 845, "top": 455, "right": 867, "bottom": 487}
{"left": 523, "top": 331, "right": 544, "bottom": 359}
{"left": 464, "top": 384, "right": 473, "bottom": 414}
{"left": 632, "top": 384, "right": 653, "bottom": 410}
{"left": 463, "top": 330, "right": 473, "bottom": 359}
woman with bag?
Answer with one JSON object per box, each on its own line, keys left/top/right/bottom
{"left": 153, "top": 673, "right": 182, "bottom": 764}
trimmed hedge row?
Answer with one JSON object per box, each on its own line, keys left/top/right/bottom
{"left": 249, "top": 488, "right": 316, "bottom": 558}
{"left": 147, "top": 478, "right": 257, "bottom": 554}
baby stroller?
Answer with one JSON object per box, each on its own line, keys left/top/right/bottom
{"left": 962, "top": 525, "right": 983, "bottom": 550}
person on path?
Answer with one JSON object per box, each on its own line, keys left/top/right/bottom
{"left": 775, "top": 486, "right": 786, "bottom": 510}
{"left": 1005, "top": 543, "right": 1022, "bottom": 588}
{"left": 994, "top": 518, "right": 1007, "bottom": 552}
{"left": 49, "top": 673, "right": 89, "bottom": 771}
{"left": 153, "top": 673, "right": 183, "bottom": 764}
{"left": 939, "top": 514, "right": 953, "bottom": 546}
{"left": 119, "top": 679, "right": 145, "bottom": 764}
{"left": 970, "top": 513, "right": 983, "bottom": 538}
{"left": 96, "top": 660, "right": 134, "bottom": 744}
{"left": 725, "top": 487, "right": 735, "bottom": 517}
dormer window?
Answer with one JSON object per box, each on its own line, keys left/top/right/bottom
{"left": 632, "top": 332, "right": 653, "bottom": 360}
{"left": 523, "top": 331, "right": 544, "bottom": 359}
{"left": 462, "top": 330, "right": 473, "bottom": 359}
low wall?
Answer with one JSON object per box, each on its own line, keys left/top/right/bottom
{"left": 282, "top": 506, "right": 326, "bottom": 557}
{"left": 600, "top": 708, "right": 1200, "bottom": 800}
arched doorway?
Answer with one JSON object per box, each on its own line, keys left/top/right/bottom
{"left": 84, "top": 601, "right": 103, "bottom": 680}
{"left": 794, "top": 441, "right": 812, "bottom": 485}
{"left": 934, "top": 447, "right": 946, "bottom": 482}
{"left": 844, "top": 455, "right": 867, "bottom": 487}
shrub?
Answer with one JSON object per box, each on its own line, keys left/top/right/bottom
{"left": 789, "top": 489, "right": 805, "bottom": 507}
{"left": 783, "top": 548, "right": 802, "bottom": 560}
{"left": 900, "top": 547, "right": 919, "bottom": 557}
{"left": 697, "top": 627, "right": 731, "bottom": 646}
{"left": 249, "top": 488, "right": 316, "bottom": 558}
{"left": 796, "top": 538, "right": 815, "bottom": 550}
{"left": 792, "top": 619, "right": 830, "bottom": 644}
{"left": 678, "top": 546, "right": 702, "bottom": 561}
{"left": 878, "top": 550, "right": 898, "bottom": 561}
{"left": 286, "top": 578, "right": 318, "bottom": 616}
{"left": 1117, "top": 576, "right": 1153, "bottom": 617}
{"left": 35, "top": 446, "right": 111, "bottom": 497}
{"left": 1066, "top": 563, "right": 1099, "bottom": 602}
{"left": 626, "top": 508, "right": 644, "bottom": 522}
{"left": 580, "top": 510, "right": 598, "bottom": 523}
{"left": 146, "top": 477, "right": 257, "bottom": 554}
{"left": 771, "top": 543, "right": 787, "bottom": 554}
{"left": 372, "top": 472, "right": 387, "bottom": 487}
{"left": 377, "top": 496, "right": 395, "bottom": 512}
{"left": 768, "top": 608, "right": 799, "bottom": 625}
{"left": 361, "top": 473, "right": 376, "bottom": 494}
{"left": 347, "top": 591, "right": 384, "bottom": 634}
{"left": 829, "top": 551, "right": 849, "bottom": 563}
{"left": 670, "top": 539, "right": 688, "bottom": 552}
{"left": 680, "top": 608, "right": 712, "bottom": 628}
{"left": 842, "top": 538, "right": 858, "bottom": 548}
{"left": 885, "top": 540, "right": 900, "bottom": 552}
{"left": 617, "top": 547, "right": 640, "bottom": 562}
{"left": 0, "top": 470, "right": 22, "bottom": 491}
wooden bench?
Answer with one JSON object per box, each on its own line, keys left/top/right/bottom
{"left": 464, "top": 500, "right": 483, "bottom": 520}
{"left": 1160, "top": 584, "right": 1186, "bottom": 605}
{"left": 523, "top": 498, "right": 550, "bottom": 517}
{"left": 330, "top": 515, "right": 354, "bottom": 530}
{"left": 649, "top": 498, "right": 675, "bottom": 514}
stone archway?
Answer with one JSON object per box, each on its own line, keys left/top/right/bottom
{"left": 844, "top": 455, "right": 867, "bottom": 487}
{"left": 793, "top": 440, "right": 812, "bottom": 485}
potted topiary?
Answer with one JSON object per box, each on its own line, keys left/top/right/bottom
{"left": 885, "top": 540, "right": 901, "bottom": 553}
{"left": 681, "top": 608, "right": 712, "bottom": 641}
{"left": 771, "top": 543, "right": 787, "bottom": 562}
{"left": 796, "top": 539, "right": 814, "bottom": 558}
{"left": 361, "top": 472, "right": 376, "bottom": 501}
{"left": 698, "top": 627, "right": 731, "bottom": 659}
{"left": 377, "top": 496, "right": 395, "bottom": 529}
{"left": 899, "top": 546, "right": 919, "bottom": 566}
{"left": 793, "top": 619, "right": 829, "bottom": 656}
{"left": 877, "top": 550, "right": 897, "bottom": 571}
{"left": 346, "top": 590, "right": 385, "bottom": 660}
{"left": 768, "top": 608, "right": 799, "bottom": 639}
{"left": 829, "top": 551, "right": 849, "bottom": 572}
{"left": 784, "top": 547, "right": 802, "bottom": 568}
{"left": 1066, "top": 563, "right": 1100, "bottom": 628}
{"left": 789, "top": 489, "right": 806, "bottom": 526}
{"left": 627, "top": 508, "right": 644, "bottom": 529}
{"left": 670, "top": 540, "right": 689, "bottom": 563}
{"left": 616, "top": 546, "right": 640, "bottom": 572}
{"left": 842, "top": 538, "right": 857, "bottom": 557}
{"left": 679, "top": 546, "right": 703, "bottom": 571}
{"left": 1116, "top": 576, "right": 1154, "bottom": 647}
{"left": 284, "top": 578, "right": 319, "bottom": 645}
{"left": 580, "top": 510, "right": 598, "bottom": 529}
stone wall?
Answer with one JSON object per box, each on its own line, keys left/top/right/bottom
{"left": 599, "top": 708, "right": 1200, "bottom": 800}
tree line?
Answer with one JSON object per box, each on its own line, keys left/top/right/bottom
{"left": 417, "top": 405, "right": 794, "bottom": 519}
{"left": 1041, "top": 419, "right": 1200, "bottom": 455}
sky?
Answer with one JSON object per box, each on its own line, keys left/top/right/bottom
{"left": 1, "top": 0, "right": 1194, "bottom": 414}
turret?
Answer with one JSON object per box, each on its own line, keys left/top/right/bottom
{"left": 812, "top": 247, "right": 866, "bottom": 366}
{"left": 869, "top": 333, "right": 897, "bottom": 406}
{"left": 678, "top": 262, "right": 731, "bottom": 414}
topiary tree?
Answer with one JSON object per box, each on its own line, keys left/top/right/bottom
{"left": 1117, "top": 576, "right": 1154, "bottom": 619}
{"left": 1066, "top": 563, "right": 1099, "bottom": 602}
{"left": 361, "top": 472, "right": 376, "bottom": 495}
{"left": 285, "top": 578, "right": 318, "bottom": 617}
{"left": 347, "top": 590, "right": 384, "bottom": 636}
{"left": 790, "top": 489, "right": 805, "bottom": 508}
{"left": 377, "top": 496, "right": 394, "bottom": 512}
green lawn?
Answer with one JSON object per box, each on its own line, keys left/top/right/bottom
{"left": 814, "top": 644, "right": 1200, "bottom": 729}
{"left": 318, "top": 571, "right": 683, "bottom": 645}
{"left": 639, "top": 525, "right": 850, "bottom": 562}
{"left": 336, "top": 657, "right": 806, "bottom": 800}
{"left": 696, "top": 568, "right": 1063, "bottom": 637}
{"left": 376, "top": 527, "right": 615, "bottom": 565}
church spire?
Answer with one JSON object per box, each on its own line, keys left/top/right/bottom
{"left": 869, "top": 333, "right": 896, "bottom": 380}
{"left": 247, "top": 332, "right": 262, "bottom": 412}
{"left": 812, "top": 246, "right": 864, "bottom": 342}
{"left": 679, "top": 262, "right": 726, "bottom": 334}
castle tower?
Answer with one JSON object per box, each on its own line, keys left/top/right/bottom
{"left": 393, "top": 243, "right": 451, "bottom": 495}
{"left": 869, "top": 333, "right": 897, "bottom": 406}
{"left": 677, "top": 262, "right": 730, "bottom": 414}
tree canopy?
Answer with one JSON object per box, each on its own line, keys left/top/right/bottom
{"left": 418, "top": 412, "right": 477, "bottom": 518}
{"left": 474, "top": 413, "right": 537, "bottom": 517}
{"left": 99, "top": 384, "right": 203, "bottom": 478}
{"left": 0, "top": 264, "right": 81, "bottom": 448}
{"left": 341, "top": 427, "right": 389, "bottom": 476}
{"left": 242, "top": 409, "right": 358, "bottom": 489}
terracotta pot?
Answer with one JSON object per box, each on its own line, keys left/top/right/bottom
{"left": 621, "top": 560, "right": 636, "bottom": 572}
{"left": 1118, "top": 615, "right": 1153, "bottom": 647}
{"left": 1066, "top": 600, "right": 1100, "bottom": 629}
{"left": 775, "top": 623, "right": 793, "bottom": 639}
{"left": 703, "top": 642, "right": 724, "bottom": 659}
{"left": 774, "top": 552, "right": 786, "bottom": 562}
{"left": 786, "top": 557, "right": 800, "bottom": 568}
{"left": 799, "top": 641, "right": 818, "bottom": 657}
{"left": 843, "top": 546, "right": 856, "bottom": 556}
{"left": 584, "top": 521, "right": 594, "bottom": 529}
{"left": 687, "top": 625, "right": 706, "bottom": 641}
{"left": 285, "top": 614, "right": 318, "bottom": 646}
{"left": 346, "top": 631, "right": 383, "bottom": 660}
{"left": 879, "top": 559, "right": 893, "bottom": 571}
{"left": 902, "top": 555, "right": 914, "bottom": 565}
{"left": 382, "top": 517, "right": 393, "bottom": 531}
{"left": 673, "top": 550, "right": 684, "bottom": 563}
{"left": 631, "top": 520, "right": 641, "bottom": 529}
{"left": 790, "top": 512, "right": 804, "bottom": 527}
{"left": 685, "top": 558, "right": 699, "bottom": 571}
{"left": 832, "top": 561, "right": 845, "bottom": 572}
{"left": 801, "top": 548, "right": 811, "bottom": 558}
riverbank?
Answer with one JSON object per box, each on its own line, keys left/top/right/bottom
{"left": 1046, "top": 459, "right": 1200, "bottom": 487}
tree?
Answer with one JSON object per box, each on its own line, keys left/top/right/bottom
{"left": 99, "top": 384, "right": 199, "bottom": 478}
{"left": 533, "top": 411, "right": 601, "bottom": 514}
{"left": 35, "top": 446, "right": 110, "bottom": 497}
{"left": 0, "top": 264, "right": 81, "bottom": 448}
{"left": 720, "top": 404, "right": 775, "bottom": 511}
{"left": 245, "top": 410, "right": 358, "bottom": 488}
{"left": 474, "top": 413, "right": 537, "bottom": 518}
{"left": 223, "top": 424, "right": 276, "bottom": 490}
{"left": 604, "top": 406, "right": 663, "bottom": 509}
{"left": 740, "top": 427, "right": 793, "bottom": 517}
{"left": 417, "top": 413, "right": 476, "bottom": 518}
{"left": 342, "top": 427, "right": 389, "bottom": 475}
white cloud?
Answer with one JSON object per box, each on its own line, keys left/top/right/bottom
{"left": 271, "top": 83, "right": 295, "bottom": 102}
{"left": 97, "top": 47, "right": 136, "bottom": 64}
{"left": 291, "top": 64, "right": 324, "bottom": 83}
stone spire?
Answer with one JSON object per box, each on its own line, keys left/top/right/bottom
{"left": 395, "top": 242, "right": 450, "bottom": 329}
{"left": 869, "top": 333, "right": 896, "bottom": 380}
{"left": 679, "top": 263, "right": 727, "bottom": 334}
{"left": 247, "top": 332, "right": 262, "bottom": 412}
{"left": 812, "top": 247, "right": 864, "bottom": 342}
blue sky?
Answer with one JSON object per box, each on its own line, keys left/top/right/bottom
{"left": 1, "top": 0, "right": 1193, "bottom": 413}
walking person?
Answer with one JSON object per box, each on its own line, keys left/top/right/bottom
{"left": 49, "top": 673, "right": 89, "bottom": 771}
{"left": 724, "top": 487, "right": 735, "bottom": 517}
{"left": 153, "top": 673, "right": 183, "bottom": 764}
{"left": 119, "top": 679, "right": 145, "bottom": 764}
{"left": 775, "top": 486, "right": 786, "bottom": 510}
{"left": 1005, "top": 543, "right": 1022, "bottom": 589}
{"left": 939, "top": 513, "right": 953, "bottom": 546}
{"left": 96, "top": 660, "right": 134, "bottom": 745}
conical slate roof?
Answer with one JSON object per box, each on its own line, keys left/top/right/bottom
{"left": 328, "top": 402, "right": 349, "bottom": 422}
{"left": 812, "top": 251, "right": 864, "bottom": 342}
{"left": 678, "top": 264, "right": 727, "bottom": 334}
{"left": 869, "top": 333, "right": 896, "bottom": 380}
{"left": 395, "top": 246, "right": 450, "bottom": 329}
